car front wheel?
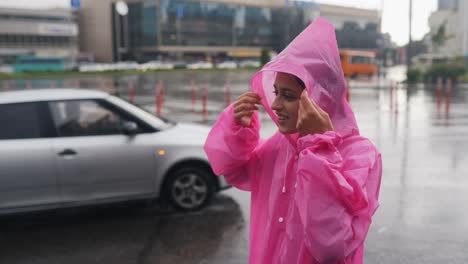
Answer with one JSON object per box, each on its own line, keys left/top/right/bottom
{"left": 164, "top": 167, "right": 214, "bottom": 211}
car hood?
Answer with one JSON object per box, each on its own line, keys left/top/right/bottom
{"left": 159, "top": 122, "right": 211, "bottom": 146}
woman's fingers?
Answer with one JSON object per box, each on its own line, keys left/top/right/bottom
{"left": 300, "top": 90, "right": 317, "bottom": 115}
{"left": 234, "top": 97, "right": 261, "bottom": 107}
{"left": 234, "top": 93, "right": 261, "bottom": 114}
{"left": 237, "top": 92, "right": 261, "bottom": 100}
{"left": 234, "top": 110, "right": 255, "bottom": 120}
{"left": 234, "top": 103, "right": 258, "bottom": 113}
{"left": 233, "top": 92, "right": 261, "bottom": 126}
{"left": 235, "top": 92, "right": 262, "bottom": 105}
{"left": 297, "top": 90, "right": 334, "bottom": 135}
{"left": 308, "top": 96, "right": 323, "bottom": 113}
{"left": 236, "top": 92, "right": 261, "bottom": 101}
{"left": 298, "top": 95, "right": 305, "bottom": 119}
{"left": 303, "top": 91, "right": 327, "bottom": 115}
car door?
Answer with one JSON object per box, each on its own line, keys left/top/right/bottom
{"left": 49, "top": 99, "right": 158, "bottom": 203}
{"left": 0, "top": 102, "right": 60, "bottom": 210}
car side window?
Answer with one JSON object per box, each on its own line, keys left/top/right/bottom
{"left": 0, "top": 103, "right": 43, "bottom": 140}
{"left": 50, "top": 100, "right": 133, "bottom": 137}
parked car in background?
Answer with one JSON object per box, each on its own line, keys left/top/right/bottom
{"left": 114, "top": 61, "right": 139, "bottom": 71}
{"left": 172, "top": 61, "right": 188, "bottom": 69}
{"left": 78, "top": 62, "right": 140, "bottom": 72}
{"left": 78, "top": 63, "right": 102, "bottom": 72}
{"left": 411, "top": 53, "right": 454, "bottom": 72}
{"left": 187, "top": 61, "right": 214, "bottom": 70}
{"left": 339, "top": 49, "right": 377, "bottom": 78}
{"left": 0, "top": 89, "right": 229, "bottom": 215}
{"left": 78, "top": 63, "right": 116, "bottom": 72}
{"left": 0, "top": 65, "right": 13, "bottom": 73}
{"left": 216, "top": 61, "right": 237, "bottom": 69}
{"left": 238, "top": 60, "right": 260, "bottom": 68}
{"left": 139, "top": 61, "right": 175, "bottom": 71}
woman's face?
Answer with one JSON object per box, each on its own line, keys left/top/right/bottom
{"left": 271, "top": 72, "right": 304, "bottom": 134}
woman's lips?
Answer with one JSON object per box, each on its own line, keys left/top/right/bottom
{"left": 276, "top": 113, "right": 288, "bottom": 122}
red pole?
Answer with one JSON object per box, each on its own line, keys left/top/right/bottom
{"left": 445, "top": 78, "right": 452, "bottom": 119}
{"left": 202, "top": 84, "right": 207, "bottom": 123}
{"left": 160, "top": 80, "right": 165, "bottom": 109}
{"left": 436, "top": 77, "right": 442, "bottom": 113}
{"left": 155, "top": 82, "right": 160, "bottom": 116}
{"left": 394, "top": 82, "right": 399, "bottom": 114}
{"left": 389, "top": 81, "right": 394, "bottom": 110}
{"left": 109, "top": 81, "right": 115, "bottom": 94}
{"left": 446, "top": 78, "right": 452, "bottom": 94}
{"left": 3, "top": 80, "right": 10, "bottom": 92}
{"left": 225, "top": 79, "right": 231, "bottom": 107}
{"left": 100, "top": 79, "right": 106, "bottom": 91}
{"left": 191, "top": 80, "right": 197, "bottom": 112}
{"left": 156, "top": 80, "right": 164, "bottom": 117}
{"left": 128, "top": 80, "right": 134, "bottom": 103}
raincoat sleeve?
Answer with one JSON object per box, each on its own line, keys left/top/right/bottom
{"left": 295, "top": 131, "right": 382, "bottom": 263}
{"left": 203, "top": 105, "right": 261, "bottom": 191}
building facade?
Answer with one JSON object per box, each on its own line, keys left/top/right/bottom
{"left": 428, "top": 0, "right": 468, "bottom": 57}
{"left": 79, "top": 0, "right": 381, "bottom": 62}
{"left": 438, "top": 0, "right": 458, "bottom": 11}
{"left": 0, "top": 7, "right": 79, "bottom": 64}
{"left": 459, "top": 0, "right": 468, "bottom": 57}
{"left": 319, "top": 4, "right": 381, "bottom": 50}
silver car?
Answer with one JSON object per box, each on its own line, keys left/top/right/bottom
{"left": 0, "top": 89, "right": 229, "bottom": 214}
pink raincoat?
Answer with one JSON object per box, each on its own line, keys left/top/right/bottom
{"left": 204, "top": 18, "right": 382, "bottom": 264}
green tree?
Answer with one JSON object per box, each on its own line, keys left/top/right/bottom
{"left": 260, "top": 48, "right": 270, "bottom": 66}
{"left": 431, "top": 20, "right": 454, "bottom": 52}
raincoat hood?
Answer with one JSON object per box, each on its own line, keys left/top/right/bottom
{"left": 251, "top": 17, "right": 359, "bottom": 138}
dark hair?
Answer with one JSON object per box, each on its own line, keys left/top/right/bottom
{"left": 294, "top": 76, "right": 306, "bottom": 89}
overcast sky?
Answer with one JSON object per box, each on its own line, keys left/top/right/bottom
{"left": 0, "top": 0, "right": 437, "bottom": 46}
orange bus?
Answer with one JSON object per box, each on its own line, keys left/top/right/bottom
{"left": 339, "top": 49, "right": 377, "bottom": 78}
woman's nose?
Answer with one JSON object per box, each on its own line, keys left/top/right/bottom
{"left": 271, "top": 96, "right": 283, "bottom": 111}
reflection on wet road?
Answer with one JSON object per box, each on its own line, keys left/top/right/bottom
{"left": 0, "top": 195, "right": 248, "bottom": 264}
{"left": 354, "top": 80, "right": 468, "bottom": 263}
{"left": 2, "top": 67, "right": 468, "bottom": 263}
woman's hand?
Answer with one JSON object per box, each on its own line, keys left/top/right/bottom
{"left": 296, "top": 90, "right": 334, "bottom": 136}
{"left": 233, "top": 92, "right": 262, "bottom": 127}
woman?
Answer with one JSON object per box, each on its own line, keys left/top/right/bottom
{"left": 204, "top": 17, "right": 382, "bottom": 264}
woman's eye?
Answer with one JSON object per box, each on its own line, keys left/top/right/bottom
{"left": 273, "top": 90, "right": 297, "bottom": 101}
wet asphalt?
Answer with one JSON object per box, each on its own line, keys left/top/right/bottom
{"left": 1, "top": 66, "right": 468, "bottom": 263}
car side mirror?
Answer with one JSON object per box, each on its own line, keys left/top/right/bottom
{"left": 122, "top": 121, "right": 138, "bottom": 135}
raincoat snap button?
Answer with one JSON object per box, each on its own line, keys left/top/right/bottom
{"left": 278, "top": 217, "right": 284, "bottom": 223}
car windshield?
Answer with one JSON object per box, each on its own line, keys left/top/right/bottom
{"left": 107, "top": 95, "right": 176, "bottom": 130}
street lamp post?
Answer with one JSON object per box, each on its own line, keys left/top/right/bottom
{"left": 463, "top": 1, "right": 468, "bottom": 58}
{"left": 407, "top": 0, "right": 413, "bottom": 68}
{"left": 115, "top": 1, "right": 129, "bottom": 62}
